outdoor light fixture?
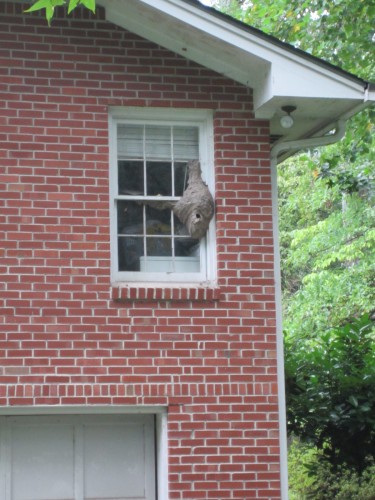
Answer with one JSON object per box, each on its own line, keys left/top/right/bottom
{"left": 280, "top": 105, "right": 296, "bottom": 128}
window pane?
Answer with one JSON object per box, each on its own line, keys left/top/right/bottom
{"left": 174, "top": 162, "right": 188, "bottom": 197}
{"left": 118, "top": 125, "right": 144, "bottom": 158}
{"left": 118, "top": 201, "right": 144, "bottom": 271}
{"left": 146, "top": 206, "right": 171, "bottom": 236}
{"left": 175, "top": 237, "right": 200, "bottom": 258}
{"left": 117, "top": 200, "right": 143, "bottom": 234}
{"left": 146, "top": 237, "right": 172, "bottom": 257}
{"left": 173, "top": 126, "right": 199, "bottom": 160}
{"left": 118, "top": 236, "right": 143, "bottom": 271}
{"left": 146, "top": 161, "right": 172, "bottom": 196}
{"left": 145, "top": 126, "right": 171, "bottom": 159}
{"left": 142, "top": 253, "right": 201, "bottom": 273}
{"left": 118, "top": 161, "right": 144, "bottom": 196}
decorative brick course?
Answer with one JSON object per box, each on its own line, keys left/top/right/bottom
{"left": 0, "top": 2, "right": 281, "bottom": 498}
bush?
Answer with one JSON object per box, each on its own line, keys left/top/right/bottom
{"left": 288, "top": 438, "right": 318, "bottom": 499}
{"left": 288, "top": 439, "right": 375, "bottom": 499}
{"left": 285, "top": 314, "right": 375, "bottom": 472}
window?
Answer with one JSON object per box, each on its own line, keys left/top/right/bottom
{"left": 109, "top": 108, "right": 215, "bottom": 283}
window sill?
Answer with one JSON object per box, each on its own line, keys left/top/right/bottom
{"left": 111, "top": 284, "right": 221, "bottom": 302}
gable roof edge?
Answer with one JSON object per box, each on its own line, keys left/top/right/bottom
{"left": 184, "top": 0, "right": 370, "bottom": 89}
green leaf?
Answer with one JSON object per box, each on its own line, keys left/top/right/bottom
{"left": 25, "top": 0, "right": 95, "bottom": 22}
{"left": 24, "top": 0, "right": 52, "bottom": 13}
{"left": 24, "top": 0, "right": 65, "bottom": 24}
{"left": 80, "top": 0, "right": 95, "bottom": 13}
{"left": 348, "top": 395, "right": 358, "bottom": 408}
{"left": 68, "top": 0, "right": 79, "bottom": 14}
{"left": 45, "top": 4, "right": 54, "bottom": 25}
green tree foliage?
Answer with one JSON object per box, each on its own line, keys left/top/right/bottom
{"left": 279, "top": 151, "right": 375, "bottom": 338}
{"left": 25, "top": 0, "right": 95, "bottom": 24}
{"left": 211, "top": 0, "right": 374, "bottom": 79}
{"left": 211, "top": 0, "right": 375, "bottom": 472}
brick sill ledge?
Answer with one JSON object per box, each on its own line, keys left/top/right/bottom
{"left": 111, "top": 284, "right": 221, "bottom": 302}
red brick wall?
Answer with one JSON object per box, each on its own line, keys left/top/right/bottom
{"left": 0, "top": 2, "right": 281, "bottom": 498}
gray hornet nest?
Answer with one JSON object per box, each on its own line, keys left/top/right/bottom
{"left": 173, "top": 160, "right": 214, "bottom": 239}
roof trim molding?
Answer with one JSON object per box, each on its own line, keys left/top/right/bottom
{"left": 97, "top": 0, "right": 373, "bottom": 142}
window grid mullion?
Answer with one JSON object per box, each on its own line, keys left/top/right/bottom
{"left": 171, "top": 127, "right": 175, "bottom": 198}
{"left": 171, "top": 211, "right": 175, "bottom": 266}
{"left": 143, "top": 126, "right": 147, "bottom": 261}
{"left": 170, "top": 126, "right": 176, "bottom": 263}
{"left": 143, "top": 204, "right": 147, "bottom": 261}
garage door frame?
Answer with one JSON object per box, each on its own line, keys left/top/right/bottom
{"left": 0, "top": 406, "right": 168, "bottom": 500}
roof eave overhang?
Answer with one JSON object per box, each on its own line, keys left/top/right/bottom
{"left": 97, "top": 0, "right": 373, "bottom": 145}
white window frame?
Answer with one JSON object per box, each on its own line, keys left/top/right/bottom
{"left": 109, "top": 107, "right": 216, "bottom": 284}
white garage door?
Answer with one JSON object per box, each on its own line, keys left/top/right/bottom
{"left": 0, "top": 414, "right": 156, "bottom": 500}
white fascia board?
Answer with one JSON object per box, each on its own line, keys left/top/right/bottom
{"left": 257, "top": 57, "right": 366, "bottom": 106}
{"left": 98, "top": 0, "right": 367, "bottom": 114}
{"left": 255, "top": 61, "right": 367, "bottom": 119}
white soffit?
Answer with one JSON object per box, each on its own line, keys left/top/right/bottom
{"left": 97, "top": 0, "right": 372, "bottom": 140}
